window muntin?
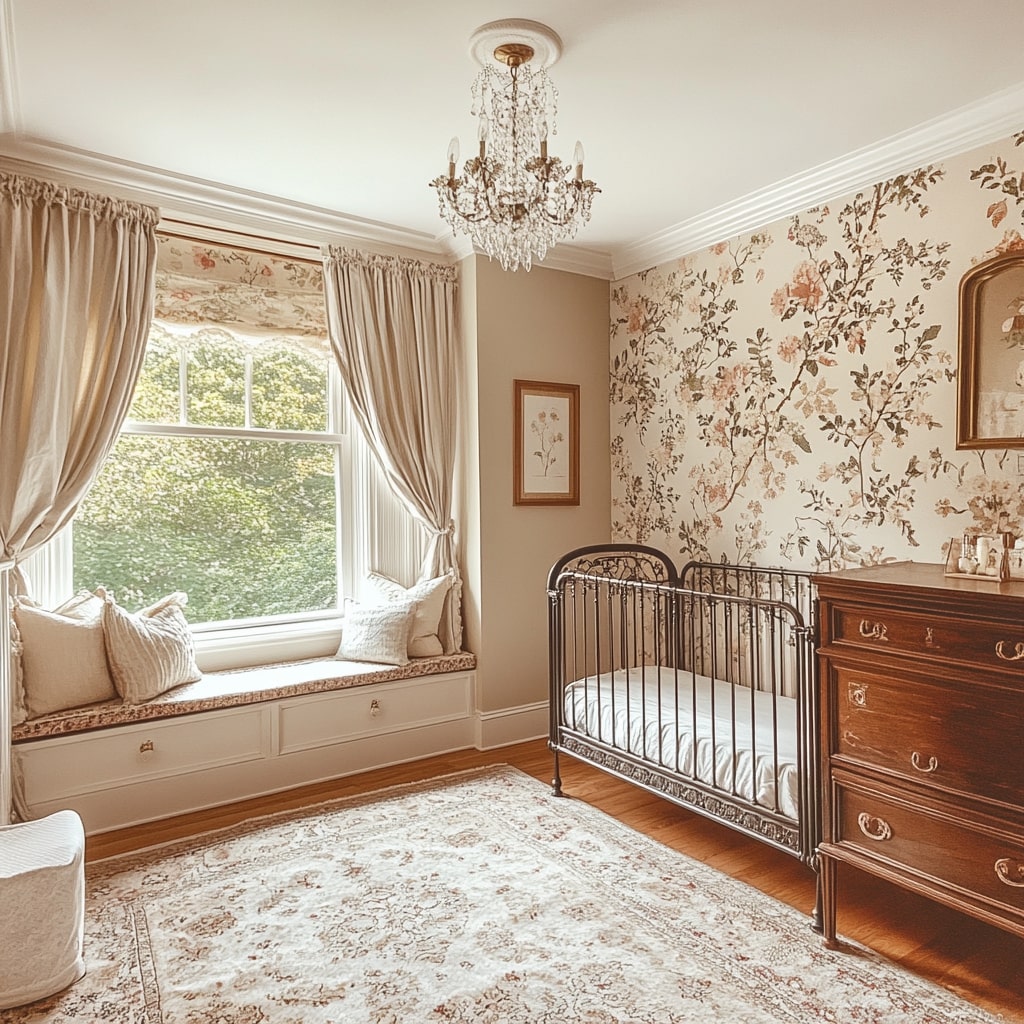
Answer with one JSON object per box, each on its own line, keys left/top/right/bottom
{"left": 73, "top": 323, "right": 341, "bottom": 625}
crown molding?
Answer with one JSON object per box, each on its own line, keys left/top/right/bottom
{"left": 532, "top": 240, "right": 613, "bottom": 279}
{"left": 426, "top": 221, "right": 611, "bottom": 277}
{"left": 0, "top": 137, "right": 454, "bottom": 263}
{"left": 0, "top": 0, "right": 20, "bottom": 134}
{"left": 611, "top": 82, "right": 1024, "bottom": 281}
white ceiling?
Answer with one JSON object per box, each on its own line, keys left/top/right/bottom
{"left": 3, "top": 0, "right": 1024, "bottom": 278}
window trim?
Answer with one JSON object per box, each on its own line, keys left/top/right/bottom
{"left": 23, "top": 231, "right": 427, "bottom": 673}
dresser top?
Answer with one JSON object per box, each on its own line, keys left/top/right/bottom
{"left": 811, "top": 560, "right": 1024, "bottom": 614}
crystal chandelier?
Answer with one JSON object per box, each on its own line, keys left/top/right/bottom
{"left": 430, "top": 20, "right": 600, "bottom": 272}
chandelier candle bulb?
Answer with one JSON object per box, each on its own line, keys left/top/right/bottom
{"left": 447, "top": 137, "right": 460, "bottom": 180}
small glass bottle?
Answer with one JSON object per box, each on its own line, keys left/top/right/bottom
{"left": 959, "top": 533, "right": 978, "bottom": 574}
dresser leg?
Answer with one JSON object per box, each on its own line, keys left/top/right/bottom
{"left": 810, "top": 868, "right": 824, "bottom": 934}
{"left": 820, "top": 853, "right": 839, "bottom": 949}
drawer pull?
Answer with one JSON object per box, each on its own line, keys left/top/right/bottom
{"left": 858, "top": 620, "right": 888, "bottom": 642}
{"left": 857, "top": 812, "right": 892, "bottom": 842}
{"left": 910, "top": 752, "right": 938, "bottom": 774}
{"left": 994, "top": 640, "right": 1024, "bottom": 662}
{"left": 369, "top": 699, "right": 382, "bottom": 718}
{"left": 139, "top": 740, "right": 155, "bottom": 759}
{"left": 847, "top": 682, "right": 868, "bottom": 708}
{"left": 994, "top": 858, "right": 1024, "bottom": 888}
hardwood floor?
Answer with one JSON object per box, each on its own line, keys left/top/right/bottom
{"left": 87, "top": 739, "right": 1024, "bottom": 1022}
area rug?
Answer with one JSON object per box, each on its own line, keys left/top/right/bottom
{"left": 4, "top": 766, "right": 1003, "bottom": 1024}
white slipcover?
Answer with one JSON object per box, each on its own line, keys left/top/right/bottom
{"left": 0, "top": 809, "right": 86, "bottom": 1009}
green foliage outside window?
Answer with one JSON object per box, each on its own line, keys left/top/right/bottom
{"left": 73, "top": 326, "right": 338, "bottom": 623}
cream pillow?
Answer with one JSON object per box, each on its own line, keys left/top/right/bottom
{"left": 13, "top": 591, "right": 118, "bottom": 719}
{"left": 366, "top": 572, "right": 452, "bottom": 658}
{"left": 335, "top": 599, "right": 419, "bottom": 666}
{"left": 101, "top": 590, "right": 202, "bottom": 704}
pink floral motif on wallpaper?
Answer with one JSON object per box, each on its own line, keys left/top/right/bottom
{"left": 610, "top": 132, "right": 1024, "bottom": 572}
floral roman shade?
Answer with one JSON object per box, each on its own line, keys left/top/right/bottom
{"left": 153, "top": 235, "right": 328, "bottom": 345}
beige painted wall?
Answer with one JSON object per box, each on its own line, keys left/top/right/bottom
{"left": 458, "top": 255, "right": 611, "bottom": 714}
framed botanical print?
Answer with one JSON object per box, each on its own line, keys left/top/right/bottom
{"left": 957, "top": 252, "right": 1024, "bottom": 448}
{"left": 513, "top": 379, "right": 579, "bottom": 506}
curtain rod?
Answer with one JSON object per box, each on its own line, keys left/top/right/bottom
{"left": 157, "top": 217, "right": 323, "bottom": 267}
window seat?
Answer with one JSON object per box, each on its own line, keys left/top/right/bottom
{"left": 12, "top": 653, "right": 479, "bottom": 834}
{"left": 12, "top": 652, "right": 477, "bottom": 742}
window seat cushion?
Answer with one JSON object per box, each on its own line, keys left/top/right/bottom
{"left": 11, "top": 652, "right": 477, "bottom": 742}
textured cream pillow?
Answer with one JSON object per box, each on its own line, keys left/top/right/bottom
{"left": 13, "top": 591, "right": 118, "bottom": 719}
{"left": 101, "top": 590, "right": 202, "bottom": 704}
{"left": 335, "top": 599, "right": 419, "bottom": 666}
{"left": 366, "top": 572, "right": 452, "bottom": 658}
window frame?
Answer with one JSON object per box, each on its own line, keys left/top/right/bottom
{"left": 23, "top": 230, "right": 428, "bottom": 671}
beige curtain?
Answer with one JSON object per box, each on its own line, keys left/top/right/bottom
{"left": 0, "top": 172, "right": 158, "bottom": 820}
{"left": 321, "top": 247, "right": 462, "bottom": 653}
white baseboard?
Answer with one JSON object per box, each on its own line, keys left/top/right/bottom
{"left": 474, "top": 701, "right": 548, "bottom": 750}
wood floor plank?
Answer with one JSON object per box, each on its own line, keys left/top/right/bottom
{"left": 85, "top": 739, "right": 1024, "bottom": 1021}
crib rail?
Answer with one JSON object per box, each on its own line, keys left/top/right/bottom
{"left": 548, "top": 546, "right": 820, "bottom": 869}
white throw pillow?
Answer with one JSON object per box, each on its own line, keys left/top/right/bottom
{"left": 13, "top": 591, "right": 118, "bottom": 718}
{"left": 366, "top": 572, "right": 452, "bottom": 658}
{"left": 335, "top": 599, "right": 418, "bottom": 666}
{"left": 101, "top": 590, "right": 202, "bottom": 704}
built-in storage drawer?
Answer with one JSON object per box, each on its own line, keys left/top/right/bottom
{"left": 17, "top": 706, "right": 269, "bottom": 802}
{"left": 829, "top": 664, "right": 1024, "bottom": 807}
{"left": 832, "top": 778, "right": 1024, "bottom": 928}
{"left": 830, "top": 603, "right": 1024, "bottom": 678}
{"left": 277, "top": 672, "right": 473, "bottom": 755}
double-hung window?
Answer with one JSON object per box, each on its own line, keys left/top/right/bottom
{"left": 25, "top": 232, "right": 424, "bottom": 668}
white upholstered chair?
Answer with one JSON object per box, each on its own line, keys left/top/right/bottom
{"left": 0, "top": 809, "right": 87, "bottom": 1009}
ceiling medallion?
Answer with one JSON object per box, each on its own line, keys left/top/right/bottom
{"left": 429, "top": 19, "right": 600, "bottom": 272}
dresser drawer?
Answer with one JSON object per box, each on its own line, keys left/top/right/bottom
{"left": 830, "top": 665, "right": 1024, "bottom": 806}
{"left": 833, "top": 781, "right": 1024, "bottom": 924}
{"left": 17, "top": 707, "right": 269, "bottom": 802}
{"left": 830, "top": 603, "right": 1024, "bottom": 678}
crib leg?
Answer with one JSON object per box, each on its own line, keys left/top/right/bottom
{"left": 810, "top": 866, "right": 824, "bottom": 934}
{"left": 551, "top": 749, "right": 563, "bottom": 797}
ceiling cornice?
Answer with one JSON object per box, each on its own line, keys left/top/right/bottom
{"left": 610, "top": 82, "right": 1024, "bottom": 281}
{"left": 0, "top": 137, "right": 455, "bottom": 263}
{"left": 0, "top": 0, "right": 20, "bottom": 134}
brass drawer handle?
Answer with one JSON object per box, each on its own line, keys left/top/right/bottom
{"left": 995, "top": 640, "right": 1024, "bottom": 662}
{"left": 994, "top": 858, "right": 1024, "bottom": 888}
{"left": 139, "top": 740, "right": 155, "bottom": 759}
{"left": 859, "top": 620, "right": 888, "bottom": 642}
{"left": 910, "top": 752, "right": 938, "bottom": 774}
{"left": 369, "top": 698, "right": 382, "bottom": 718}
{"left": 857, "top": 812, "right": 892, "bottom": 842}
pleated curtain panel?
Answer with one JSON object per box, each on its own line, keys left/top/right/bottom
{"left": 0, "top": 172, "right": 159, "bottom": 822}
{"left": 321, "top": 247, "right": 463, "bottom": 653}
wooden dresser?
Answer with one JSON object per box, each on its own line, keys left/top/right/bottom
{"left": 812, "top": 562, "right": 1024, "bottom": 947}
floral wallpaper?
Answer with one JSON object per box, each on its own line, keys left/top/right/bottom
{"left": 610, "top": 131, "right": 1024, "bottom": 571}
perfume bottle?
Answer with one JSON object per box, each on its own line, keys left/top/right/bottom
{"left": 959, "top": 533, "right": 978, "bottom": 574}
{"left": 976, "top": 535, "right": 994, "bottom": 575}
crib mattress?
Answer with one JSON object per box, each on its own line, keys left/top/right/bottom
{"left": 562, "top": 666, "right": 800, "bottom": 820}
